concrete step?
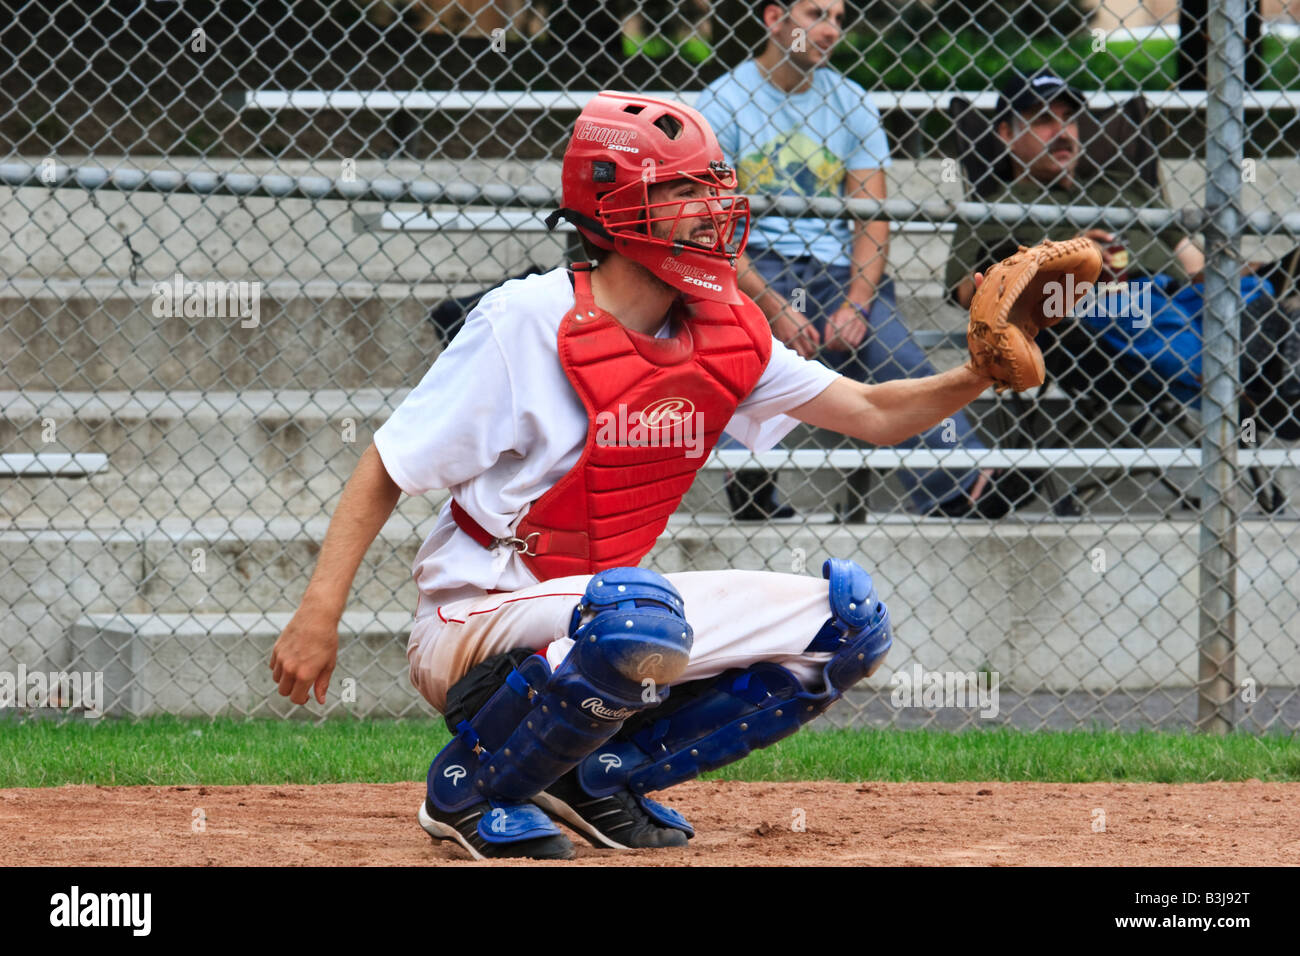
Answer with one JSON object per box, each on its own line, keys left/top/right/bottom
{"left": 0, "top": 276, "right": 965, "bottom": 392}
{"left": 6, "top": 155, "right": 1294, "bottom": 297}
{"left": 67, "top": 609, "right": 437, "bottom": 718}
{"left": 0, "top": 501, "right": 437, "bottom": 683}
{"left": 21, "top": 517, "right": 1300, "bottom": 717}
{"left": 0, "top": 382, "right": 1066, "bottom": 524}
{"left": 0, "top": 159, "right": 570, "bottom": 288}
{"left": 0, "top": 279, "right": 444, "bottom": 391}
{"left": 0, "top": 389, "right": 422, "bottom": 522}
{"left": 0, "top": 511, "right": 430, "bottom": 618}
{"left": 3, "top": 382, "right": 1255, "bottom": 529}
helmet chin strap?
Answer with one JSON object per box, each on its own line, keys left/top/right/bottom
{"left": 544, "top": 207, "right": 613, "bottom": 242}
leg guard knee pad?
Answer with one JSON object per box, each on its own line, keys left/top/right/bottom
{"left": 576, "top": 559, "right": 891, "bottom": 797}
{"left": 807, "top": 557, "right": 892, "bottom": 689}
{"left": 427, "top": 567, "right": 692, "bottom": 811}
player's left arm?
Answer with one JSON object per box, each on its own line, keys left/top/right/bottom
{"left": 790, "top": 364, "right": 991, "bottom": 446}
{"left": 792, "top": 270, "right": 993, "bottom": 444}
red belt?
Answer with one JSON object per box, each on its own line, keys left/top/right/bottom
{"left": 450, "top": 500, "right": 589, "bottom": 563}
{"left": 450, "top": 499, "right": 502, "bottom": 550}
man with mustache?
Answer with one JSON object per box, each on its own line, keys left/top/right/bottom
{"left": 947, "top": 69, "right": 1299, "bottom": 441}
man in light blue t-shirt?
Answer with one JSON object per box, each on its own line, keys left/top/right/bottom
{"left": 697, "top": 0, "right": 1010, "bottom": 521}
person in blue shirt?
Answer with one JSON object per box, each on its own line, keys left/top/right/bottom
{"left": 697, "top": 0, "right": 1018, "bottom": 521}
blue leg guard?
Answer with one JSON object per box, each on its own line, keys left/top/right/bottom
{"left": 426, "top": 567, "right": 693, "bottom": 839}
{"left": 576, "top": 558, "right": 891, "bottom": 798}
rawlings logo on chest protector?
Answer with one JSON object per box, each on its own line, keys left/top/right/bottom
{"left": 640, "top": 397, "right": 694, "bottom": 429}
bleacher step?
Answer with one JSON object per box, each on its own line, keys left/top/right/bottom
{"left": 37, "top": 517, "right": 1300, "bottom": 717}
{"left": 68, "top": 609, "right": 434, "bottom": 718}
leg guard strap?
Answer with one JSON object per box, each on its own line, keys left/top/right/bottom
{"left": 427, "top": 653, "right": 552, "bottom": 813}
{"left": 428, "top": 567, "right": 693, "bottom": 810}
{"left": 808, "top": 558, "right": 892, "bottom": 690}
{"left": 578, "top": 662, "right": 824, "bottom": 797}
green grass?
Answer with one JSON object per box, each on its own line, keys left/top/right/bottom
{"left": 1, "top": 717, "right": 1297, "bottom": 788}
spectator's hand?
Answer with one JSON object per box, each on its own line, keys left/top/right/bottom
{"left": 270, "top": 602, "right": 340, "bottom": 705}
{"left": 823, "top": 300, "right": 869, "bottom": 353}
{"left": 1080, "top": 229, "right": 1120, "bottom": 271}
{"left": 771, "top": 304, "right": 822, "bottom": 359}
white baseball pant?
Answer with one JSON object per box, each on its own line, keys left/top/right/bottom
{"left": 407, "top": 569, "right": 839, "bottom": 714}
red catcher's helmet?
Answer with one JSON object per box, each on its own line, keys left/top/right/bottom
{"left": 544, "top": 90, "right": 751, "bottom": 304}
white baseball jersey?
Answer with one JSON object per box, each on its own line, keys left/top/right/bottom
{"left": 373, "top": 266, "right": 840, "bottom": 613}
{"left": 373, "top": 266, "right": 847, "bottom": 711}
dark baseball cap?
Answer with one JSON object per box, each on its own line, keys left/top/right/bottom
{"left": 997, "top": 69, "right": 1085, "bottom": 123}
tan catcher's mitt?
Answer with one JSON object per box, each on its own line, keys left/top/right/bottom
{"left": 966, "top": 237, "right": 1102, "bottom": 392}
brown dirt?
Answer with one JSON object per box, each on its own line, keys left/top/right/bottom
{"left": 2, "top": 780, "right": 1298, "bottom": 866}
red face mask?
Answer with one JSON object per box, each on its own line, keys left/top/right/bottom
{"left": 597, "top": 161, "right": 751, "bottom": 302}
{"left": 550, "top": 92, "right": 752, "bottom": 304}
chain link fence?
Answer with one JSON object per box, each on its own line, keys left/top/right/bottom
{"left": 2, "top": 0, "right": 1298, "bottom": 731}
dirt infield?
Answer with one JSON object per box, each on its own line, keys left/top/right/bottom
{"left": 3, "top": 780, "right": 1297, "bottom": 866}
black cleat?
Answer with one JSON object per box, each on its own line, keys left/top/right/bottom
{"left": 532, "top": 769, "right": 691, "bottom": 850}
{"left": 418, "top": 796, "right": 575, "bottom": 861}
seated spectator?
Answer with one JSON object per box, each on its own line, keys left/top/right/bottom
{"left": 696, "top": 0, "right": 1026, "bottom": 521}
{"left": 946, "top": 69, "right": 1300, "bottom": 440}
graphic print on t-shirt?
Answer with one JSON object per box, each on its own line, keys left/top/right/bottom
{"left": 737, "top": 130, "right": 845, "bottom": 200}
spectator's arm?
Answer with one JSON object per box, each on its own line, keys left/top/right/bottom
{"left": 946, "top": 223, "right": 986, "bottom": 309}
{"left": 1175, "top": 236, "right": 1206, "bottom": 281}
{"left": 953, "top": 276, "right": 977, "bottom": 310}
{"left": 844, "top": 168, "right": 889, "bottom": 308}
{"left": 736, "top": 250, "right": 785, "bottom": 317}
{"left": 736, "top": 249, "right": 822, "bottom": 359}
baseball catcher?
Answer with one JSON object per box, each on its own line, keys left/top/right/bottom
{"left": 269, "top": 91, "right": 1081, "bottom": 860}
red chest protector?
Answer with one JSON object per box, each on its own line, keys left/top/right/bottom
{"left": 453, "top": 263, "right": 771, "bottom": 581}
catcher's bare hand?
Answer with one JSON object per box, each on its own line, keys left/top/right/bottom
{"left": 822, "top": 300, "right": 869, "bottom": 352}
{"left": 771, "top": 304, "right": 821, "bottom": 359}
{"left": 270, "top": 604, "right": 339, "bottom": 705}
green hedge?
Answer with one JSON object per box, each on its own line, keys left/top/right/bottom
{"left": 624, "top": 29, "right": 1300, "bottom": 90}
{"left": 835, "top": 30, "right": 1300, "bottom": 90}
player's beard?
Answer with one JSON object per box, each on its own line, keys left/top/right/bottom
{"left": 628, "top": 255, "right": 686, "bottom": 305}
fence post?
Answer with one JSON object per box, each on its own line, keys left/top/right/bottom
{"left": 1197, "top": 0, "right": 1247, "bottom": 734}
